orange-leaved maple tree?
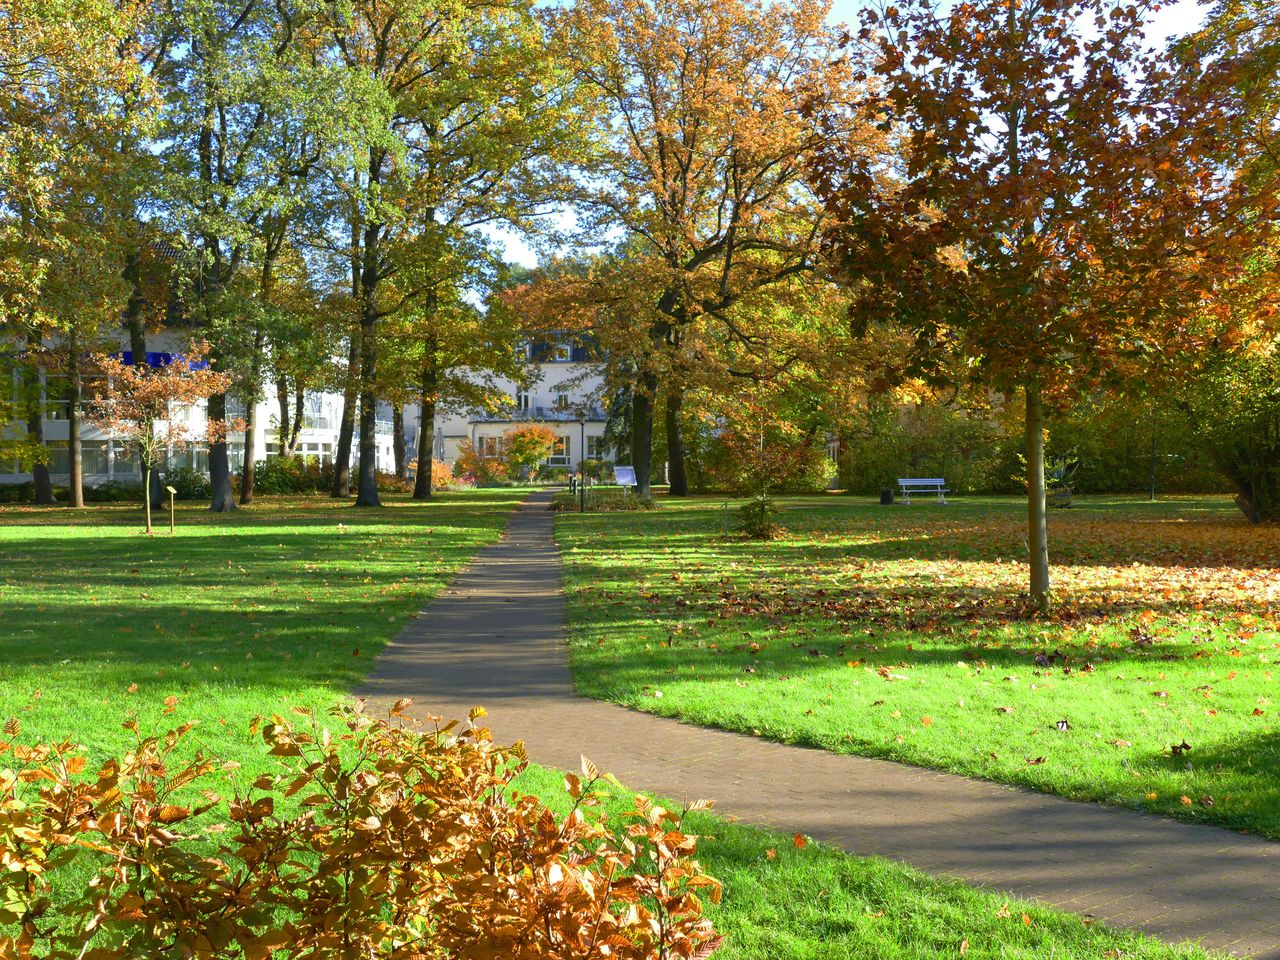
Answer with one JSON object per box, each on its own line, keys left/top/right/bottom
{"left": 811, "top": 0, "right": 1275, "bottom": 607}
{"left": 86, "top": 342, "right": 234, "bottom": 533}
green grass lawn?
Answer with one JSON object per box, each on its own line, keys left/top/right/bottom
{"left": 516, "top": 764, "right": 1215, "bottom": 959}
{"left": 556, "top": 493, "right": 1280, "bottom": 837}
{"left": 0, "top": 492, "right": 1233, "bottom": 956}
{"left": 0, "top": 490, "right": 522, "bottom": 778}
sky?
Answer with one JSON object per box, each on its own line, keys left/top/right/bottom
{"left": 489, "top": 0, "right": 1212, "bottom": 268}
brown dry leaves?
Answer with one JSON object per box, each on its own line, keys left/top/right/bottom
{"left": 0, "top": 703, "right": 722, "bottom": 959}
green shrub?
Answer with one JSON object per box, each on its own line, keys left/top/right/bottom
{"left": 0, "top": 482, "right": 33, "bottom": 503}
{"left": 160, "top": 467, "right": 211, "bottom": 500}
{"left": 84, "top": 480, "right": 146, "bottom": 502}
{"left": 536, "top": 464, "right": 572, "bottom": 483}
{"left": 550, "top": 488, "right": 655, "bottom": 512}
{"left": 249, "top": 456, "right": 328, "bottom": 494}
{"left": 735, "top": 494, "right": 781, "bottom": 539}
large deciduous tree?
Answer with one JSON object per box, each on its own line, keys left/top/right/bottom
{"left": 812, "top": 0, "right": 1274, "bottom": 607}
{"left": 324, "top": 0, "right": 575, "bottom": 507}
{"left": 550, "top": 0, "right": 868, "bottom": 498}
{"left": 1, "top": 0, "right": 158, "bottom": 506}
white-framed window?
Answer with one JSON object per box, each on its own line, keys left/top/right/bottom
{"left": 480, "top": 435, "right": 501, "bottom": 458}
{"left": 43, "top": 374, "right": 70, "bottom": 421}
{"left": 553, "top": 393, "right": 570, "bottom": 411}
{"left": 552, "top": 342, "right": 571, "bottom": 362}
{"left": 548, "top": 435, "right": 570, "bottom": 465}
{"left": 515, "top": 390, "right": 529, "bottom": 412}
{"left": 587, "top": 435, "right": 608, "bottom": 459}
{"left": 46, "top": 440, "right": 70, "bottom": 474}
{"left": 83, "top": 442, "right": 109, "bottom": 475}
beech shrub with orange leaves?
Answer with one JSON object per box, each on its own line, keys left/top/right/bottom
{"left": 0, "top": 703, "right": 722, "bottom": 959}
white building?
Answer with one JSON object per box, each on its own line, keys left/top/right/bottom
{"left": 2, "top": 331, "right": 614, "bottom": 487}
{"left": 407, "top": 336, "right": 613, "bottom": 474}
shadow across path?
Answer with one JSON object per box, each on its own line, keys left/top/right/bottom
{"left": 360, "top": 491, "right": 1280, "bottom": 959}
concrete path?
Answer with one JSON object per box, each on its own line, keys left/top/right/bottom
{"left": 360, "top": 491, "right": 1280, "bottom": 958}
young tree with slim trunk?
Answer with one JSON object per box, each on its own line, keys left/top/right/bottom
{"left": 812, "top": 0, "right": 1272, "bottom": 608}
{"left": 550, "top": 0, "right": 868, "bottom": 498}
{"left": 87, "top": 342, "right": 233, "bottom": 533}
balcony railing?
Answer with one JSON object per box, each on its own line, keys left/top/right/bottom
{"left": 472, "top": 406, "right": 606, "bottom": 424}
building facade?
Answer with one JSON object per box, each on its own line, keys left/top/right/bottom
{"left": 405, "top": 337, "right": 612, "bottom": 474}
{"left": 2, "top": 332, "right": 613, "bottom": 487}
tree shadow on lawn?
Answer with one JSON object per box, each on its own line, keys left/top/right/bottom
{"left": 0, "top": 489, "right": 528, "bottom": 529}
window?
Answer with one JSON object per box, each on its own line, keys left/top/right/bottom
{"left": 187, "top": 445, "right": 209, "bottom": 473}
{"left": 553, "top": 393, "right": 570, "bottom": 412}
{"left": 480, "top": 435, "right": 500, "bottom": 458}
{"left": 44, "top": 375, "right": 70, "bottom": 421}
{"left": 587, "top": 435, "right": 608, "bottom": 459}
{"left": 83, "top": 442, "right": 109, "bottom": 475}
{"left": 111, "top": 440, "right": 135, "bottom": 476}
{"left": 46, "top": 440, "right": 70, "bottom": 474}
{"left": 548, "top": 435, "right": 569, "bottom": 464}
{"left": 515, "top": 390, "right": 529, "bottom": 413}
{"left": 552, "top": 342, "right": 571, "bottom": 362}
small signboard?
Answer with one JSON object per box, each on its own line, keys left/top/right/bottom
{"left": 613, "top": 466, "right": 637, "bottom": 488}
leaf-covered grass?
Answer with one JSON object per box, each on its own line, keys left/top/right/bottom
{"left": 556, "top": 494, "right": 1280, "bottom": 837}
{"left": 0, "top": 490, "right": 522, "bottom": 781}
{"left": 516, "top": 763, "right": 1219, "bottom": 959}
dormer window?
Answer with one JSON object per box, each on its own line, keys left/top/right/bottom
{"left": 552, "top": 342, "right": 572, "bottom": 362}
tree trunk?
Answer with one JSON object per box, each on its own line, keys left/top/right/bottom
{"left": 354, "top": 198, "right": 382, "bottom": 507}
{"left": 665, "top": 389, "right": 688, "bottom": 497}
{"left": 392, "top": 404, "right": 406, "bottom": 479}
{"left": 24, "top": 338, "right": 55, "bottom": 505}
{"left": 630, "top": 369, "right": 658, "bottom": 499}
{"left": 143, "top": 461, "right": 153, "bottom": 534}
{"left": 287, "top": 385, "right": 304, "bottom": 456}
{"left": 1025, "top": 382, "right": 1050, "bottom": 608}
{"left": 332, "top": 332, "right": 360, "bottom": 497}
{"left": 413, "top": 396, "right": 437, "bottom": 500}
{"left": 239, "top": 328, "right": 265, "bottom": 505}
{"left": 207, "top": 391, "right": 236, "bottom": 512}
{"left": 124, "top": 261, "right": 163, "bottom": 509}
{"left": 276, "top": 377, "right": 291, "bottom": 457}
{"left": 354, "top": 309, "right": 381, "bottom": 506}
{"left": 240, "top": 392, "right": 258, "bottom": 505}
{"left": 66, "top": 330, "right": 84, "bottom": 507}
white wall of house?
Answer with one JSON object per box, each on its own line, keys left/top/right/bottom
{"left": 0, "top": 331, "right": 395, "bottom": 484}
{"left": 405, "top": 345, "right": 614, "bottom": 471}
{"left": 2, "top": 331, "right": 615, "bottom": 486}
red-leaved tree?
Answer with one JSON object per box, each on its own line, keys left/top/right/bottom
{"left": 87, "top": 342, "right": 234, "bottom": 533}
{"left": 811, "top": 0, "right": 1275, "bottom": 607}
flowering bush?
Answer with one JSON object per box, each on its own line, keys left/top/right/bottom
{"left": 0, "top": 703, "right": 723, "bottom": 959}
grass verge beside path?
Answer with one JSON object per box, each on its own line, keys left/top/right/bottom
{"left": 516, "top": 763, "right": 1220, "bottom": 960}
{"left": 556, "top": 494, "right": 1280, "bottom": 837}
{"left": 0, "top": 490, "right": 521, "bottom": 777}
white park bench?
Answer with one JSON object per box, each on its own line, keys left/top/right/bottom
{"left": 897, "top": 477, "right": 949, "bottom": 504}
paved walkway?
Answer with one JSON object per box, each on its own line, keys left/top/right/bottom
{"left": 360, "top": 491, "right": 1280, "bottom": 958}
